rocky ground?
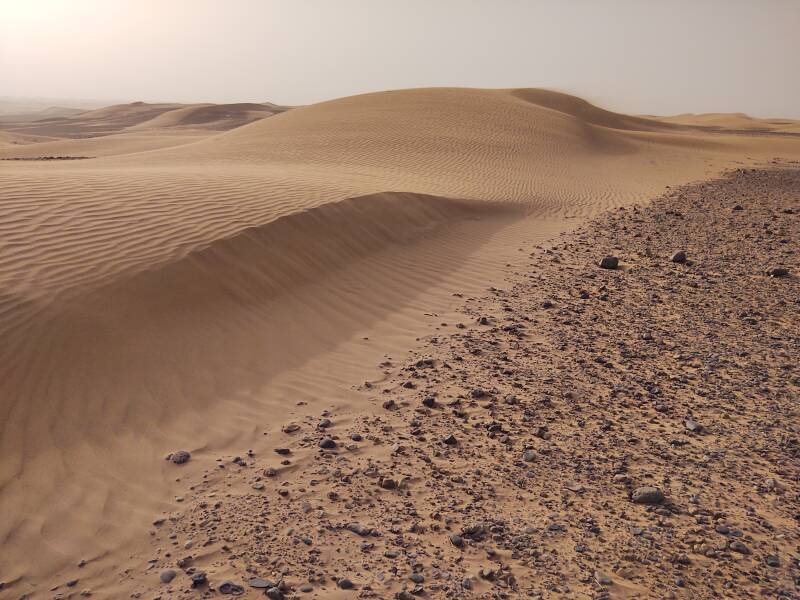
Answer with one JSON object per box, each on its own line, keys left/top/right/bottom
{"left": 98, "top": 167, "right": 797, "bottom": 599}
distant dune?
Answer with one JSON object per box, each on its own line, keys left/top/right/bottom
{"left": 0, "top": 100, "right": 291, "bottom": 139}
{"left": 651, "top": 111, "right": 800, "bottom": 132}
{"left": 1, "top": 87, "right": 799, "bottom": 593}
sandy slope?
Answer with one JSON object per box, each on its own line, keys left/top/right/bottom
{"left": 1, "top": 87, "right": 799, "bottom": 596}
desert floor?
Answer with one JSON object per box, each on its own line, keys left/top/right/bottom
{"left": 0, "top": 89, "right": 798, "bottom": 599}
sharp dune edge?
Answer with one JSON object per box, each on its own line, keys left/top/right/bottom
{"left": 1, "top": 87, "right": 799, "bottom": 596}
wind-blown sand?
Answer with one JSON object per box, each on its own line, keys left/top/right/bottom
{"left": 0, "top": 88, "right": 798, "bottom": 598}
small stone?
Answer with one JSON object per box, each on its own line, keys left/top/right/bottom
{"left": 379, "top": 477, "right": 398, "bottom": 490}
{"left": 349, "top": 432, "right": 363, "bottom": 441}
{"left": 684, "top": 419, "right": 704, "bottom": 433}
{"left": 410, "top": 573, "right": 424, "bottom": 584}
{"left": 265, "top": 587, "right": 284, "bottom": 600}
{"left": 191, "top": 572, "right": 207, "bottom": 587}
{"left": 599, "top": 256, "right": 619, "bottom": 270}
{"left": 159, "top": 570, "right": 177, "bottom": 584}
{"left": 422, "top": 396, "right": 436, "bottom": 408}
{"left": 450, "top": 534, "right": 464, "bottom": 547}
{"left": 765, "top": 554, "right": 780, "bottom": 567}
{"left": 319, "top": 438, "right": 337, "bottom": 449}
{"left": 219, "top": 581, "right": 245, "bottom": 595}
{"left": 766, "top": 266, "right": 789, "bottom": 277}
{"left": 596, "top": 572, "right": 613, "bottom": 586}
{"left": 442, "top": 434, "right": 457, "bottom": 446}
{"left": 338, "top": 578, "right": 354, "bottom": 589}
{"left": 729, "top": 540, "right": 751, "bottom": 555}
{"left": 522, "top": 449, "right": 536, "bottom": 462}
{"left": 169, "top": 450, "right": 191, "bottom": 465}
{"left": 470, "top": 388, "right": 486, "bottom": 398}
{"left": 670, "top": 250, "right": 687, "bottom": 264}
{"left": 631, "top": 486, "right": 665, "bottom": 504}
{"left": 248, "top": 578, "right": 274, "bottom": 589}
{"left": 299, "top": 585, "right": 313, "bottom": 593}
{"left": 347, "top": 522, "right": 372, "bottom": 536}
{"left": 274, "top": 448, "right": 291, "bottom": 455}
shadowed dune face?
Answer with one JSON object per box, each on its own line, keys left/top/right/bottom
{"left": 1, "top": 87, "right": 800, "bottom": 589}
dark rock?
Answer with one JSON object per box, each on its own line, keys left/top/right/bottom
{"left": 442, "top": 434, "right": 457, "bottom": 446}
{"left": 684, "top": 419, "right": 704, "bottom": 433}
{"left": 599, "top": 256, "right": 619, "bottom": 269}
{"left": 219, "top": 581, "right": 245, "bottom": 595}
{"left": 670, "top": 250, "right": 687, "bottom": 263}
{"left": 319, "top": 438, "right": 337, "bottom": 449}
{"left": 729, "top": 540, "right": 751, "bottom": 555}
{"left": 766, "top": 267, "right": 789, "bottom": 277}
{"left": 346, "top": 522, "right": 372, "bottom": 536}
{"left": 191, "top": 571, "right": 207, "bottom": 587}
{"left": 169, "top": 450, "right": 191, "bottom": 465}
{"left": 379, "top": 477, "right": 398, "bottom": 490}
{"left": 248, "top": 578, "right": 274, "bottom": 589}
{"left": 265, "top": 587, "right": 284, "bottom": 600}
{"left": 338, "top": 578, "right": 354, "bottom": 589}
{"left": 631, "top": 486, "right": 665, "bottom": 504}
{"left": 159, "top": 569, "right": 177, "bottom": 584}
{"left": 450, "top": 534, "right": 464, "bottom": 547}
{"left": 765, "top": 554, "right": 780, "bottom": 567}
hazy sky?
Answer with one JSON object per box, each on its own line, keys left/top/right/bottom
{"left": 2, "top": 0, "right": 799, "bottom": 117}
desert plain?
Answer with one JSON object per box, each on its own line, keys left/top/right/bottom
{"left": 0, "top": 88, "right": 798, "bottom": 599}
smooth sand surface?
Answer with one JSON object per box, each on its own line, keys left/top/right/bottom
{"left": 1, "top": 87, "right": 799, "bottom": 596}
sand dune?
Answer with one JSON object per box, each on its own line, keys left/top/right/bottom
{"left": 0, "top": 100, "right": 289, "bottom": 141}
{"left": 653, "top": 111, "right": 800, "bottom": 132}
{"left": 128, "top": 102, "right": 287, "bottom": 130}
{"left": 1, "top": 87, "right": 800, "bottom": 595}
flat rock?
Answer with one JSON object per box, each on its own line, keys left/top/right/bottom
{"left": 631, "top": 486, "right": 665, "bottom": 504}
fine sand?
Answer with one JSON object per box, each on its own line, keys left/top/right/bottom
{"left": 0, "top": 88, "right": 798, "bottom": 598}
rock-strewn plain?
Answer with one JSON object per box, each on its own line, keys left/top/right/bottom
{"left": 118, "top": 167, "right": 799, "bottom": 599}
